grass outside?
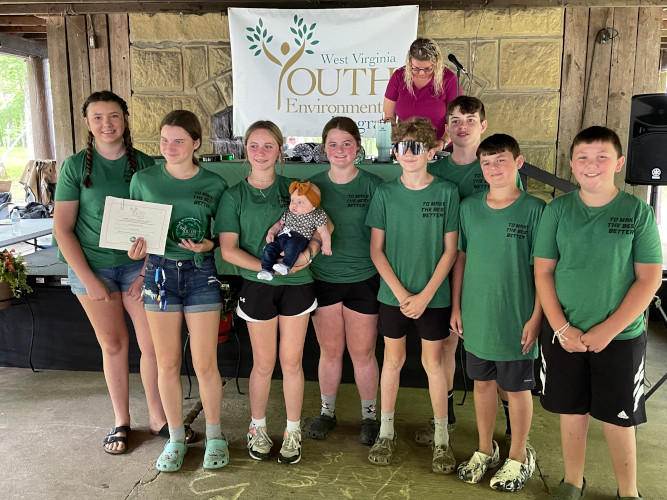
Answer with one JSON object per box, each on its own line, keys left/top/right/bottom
{"left": 0, "top": 146, "right": 29, "bottom": 204}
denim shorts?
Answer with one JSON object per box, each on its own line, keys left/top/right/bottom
{"left": 68, "top": 260, "right": 144, "bottom": 296}
{"left": 142, "top": 254, "right": 222, "bottom": 313}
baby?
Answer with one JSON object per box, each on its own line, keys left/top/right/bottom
{"left": 258, "top": 181, "right": 332, "bottom": 280}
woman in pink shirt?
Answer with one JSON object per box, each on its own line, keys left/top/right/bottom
{"left": 384, "top": 38, "right": 459, "bottom": 151}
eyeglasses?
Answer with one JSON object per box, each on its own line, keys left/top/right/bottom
{"left": 155, "top": 266, "right": 167, "bottom": 311}
{"left": 395, "top": 141, "right": 427, "bottom": 156}
{"left": 411, "top": 65, "right": 434, "bottom": 75}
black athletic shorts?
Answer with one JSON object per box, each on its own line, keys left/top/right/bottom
{"left": 540, "top": 331, "right": 647, "bottom": 427}
{"left": 466, "top": 352, "right": 536, "bottom": 392}
{"left": 236, "top": 279, "right": 317, "bottom": 322}
{"left": 378, "top": 303, "right": 451, "bottom": 341}
{"left": 313, "top": 274, "right": 380, "bottom": 315}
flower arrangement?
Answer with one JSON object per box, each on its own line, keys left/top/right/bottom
{"left": 0, "top": 248, "right": 32, "bottom": 298}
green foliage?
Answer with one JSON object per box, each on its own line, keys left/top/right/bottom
{"left": 0, "top": 55, "right": 27, "bottom": 145}
{"left": 0, "top": 248, "right": 32, "bottom": 298}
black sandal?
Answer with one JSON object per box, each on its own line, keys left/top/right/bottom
{"left": 102, "top": 426, "right": 131, "bottom": 455}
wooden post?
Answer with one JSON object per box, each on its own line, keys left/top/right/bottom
{"left": 46, "top": 16, "right": 73, "bottom": 170}
{"left": 26, "top": 57, "right": 55, "bottom": 160}
{"left": 66, "top": 15, "right": 91, "bottom": 153}
{"left": 108, "top": 14, "right": 131, "bottom": 117}
{"left": 89, "top": 14, "right": 111, "bottom": 92}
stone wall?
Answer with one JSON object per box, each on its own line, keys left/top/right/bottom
{"left": 129, "top": 9, "right": 563, "bottom": 195}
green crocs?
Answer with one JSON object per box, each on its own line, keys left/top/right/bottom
{"left": 156, "top": 440, "right": 188, "bottom": 472}
{"left": 616, "top": 491, "right": 642, "bottom": 500}
{"left": 203, "top": 434, "right": 230, "bottom": 469}
{"left": 551, "top": 478, "right": 586, "bottom": 499}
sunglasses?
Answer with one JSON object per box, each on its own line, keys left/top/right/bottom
{"left": 394, "top": 141, "right": 427, "bottom": 156}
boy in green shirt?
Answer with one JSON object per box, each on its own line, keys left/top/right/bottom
{"left": 451, "top": 134, "right": 544, "bottom": 491}
{"left": 366, "top": 117, "right": 459, "bottom": 473}
{"left": 534, "top": 126, "right": 662, "bottom": 499}
{"left": 418, "top": 96, "right": 515, "bottom": 445}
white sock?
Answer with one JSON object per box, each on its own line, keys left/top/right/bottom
{"left": 379, "top": 411, "right": 395, "bottom": 439}
{"left": 251, "top": 417, "right": 266, "bottom": 429}
{"left": 433, "top": 417, "right": 449, "bottom": 447}
{"left": 286, "top": 419, "right": 300, "bottom": 432}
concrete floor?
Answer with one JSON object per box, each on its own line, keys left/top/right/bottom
{"left": 1, "top": 322, "right": 666, "bottom": 500}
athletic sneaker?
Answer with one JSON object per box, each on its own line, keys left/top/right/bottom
{"left": 359, "top": 418, "right": 380, "bottom": 445}
{"left": 247, "top": 424, "right": 273, "bottom": 461}
{"left": 308, "top": 414, "right": 336, "bottom": 440}
{"left": 490, "top": 446, "right": 536, "bottom": 492}
{"left": 432, "top": 442, "right": 457, "bottom": 474}
{"left": 414, "top": 418, "right": 456, "bottom": 445}
{"left": 278, "top": 428, "right": 302, "bottom": 464}
{"left": 457, "top": 440, "right": 500, "bottom": 484}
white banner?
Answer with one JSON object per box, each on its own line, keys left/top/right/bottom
{"left": 229, "top": 6, "right": 418, "bottom": 138}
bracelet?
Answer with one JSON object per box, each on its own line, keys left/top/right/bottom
{"left": 552, "top": 321, "right": 570, "bottom": 344}
{"left": 139, "top": 274, "right": 145, "bottom": 277}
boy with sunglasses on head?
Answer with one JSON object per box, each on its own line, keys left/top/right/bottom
{"left": 365, "top": 117, "right": 459, "bottom": 473}
{"left": 534, "top": 126, "right": 661, "bottom": 500}
{"left": 451, "top": 134, "right": 544, "bottom": 491}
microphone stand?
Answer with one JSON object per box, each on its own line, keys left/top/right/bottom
{"left": 456, "top": 67, "right": 461, "bottom": 97}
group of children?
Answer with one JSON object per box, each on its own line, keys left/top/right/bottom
{"left": 362, "top": 95, "right": 661, "bottom": 499}
{"left": 54, "top": 89, "right": 661, "bottom": 499}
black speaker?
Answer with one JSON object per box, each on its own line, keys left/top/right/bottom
{"left": 625, "top": 93, "right": 667, "bottom": 185}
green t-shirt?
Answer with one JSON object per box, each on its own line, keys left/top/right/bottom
{"left": 213, "top": 175, "right": 313, "bottom": 285}
{"left": 534, "top": 190, "right": 662, "bottom": 340}
{"left": 428, "top": 155, "right": 523, "bottom": 199}
{"left": 129, "top": 164, "right": 227, "bottom": 260}
{"left": 428, "top": 156, "right": 488, "bottom": 199}
{"left": 307, "top": 168, "right": 382, "bottom": 283}
{"left": 365, "top": 176, "right": 459, "bottom": 307}
{"left": 459, "top": 191, "right": 546, "bottom": 360}
{"left": 54, "top": 148, "right": 155, "bottom": 270}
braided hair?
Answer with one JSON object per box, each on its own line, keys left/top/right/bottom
{"left": 81, "top": 91, "right": 134, "bottom": 188}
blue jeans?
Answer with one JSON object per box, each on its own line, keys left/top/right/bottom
{"left": 68, "top": 260, "right": 143, "bottom": 295}
{"left": 142, "top": 255, "right": 222, "bottom": 313}
{"left": 261, "top": 231, "right": 308, "bottom": 272}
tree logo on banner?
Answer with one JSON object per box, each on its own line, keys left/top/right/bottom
{"left": 245, "top": 16, "right": 319, "bottom": 110}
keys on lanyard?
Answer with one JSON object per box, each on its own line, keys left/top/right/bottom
{"left": 155, "top": 266, "right": 167, "bottom": 311}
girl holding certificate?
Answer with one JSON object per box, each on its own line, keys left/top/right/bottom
{"left": 128, "top": 110, "right": 228, "bottom": 472}
{"left": 217, "top": 120, "right": 322, "bottom": 465}
{"left": 53, "top": 91, "right": 167, "bottom": 455}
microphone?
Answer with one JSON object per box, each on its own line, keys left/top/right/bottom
{"left": 448, "top": 54, "right": 469, "bottom": 76}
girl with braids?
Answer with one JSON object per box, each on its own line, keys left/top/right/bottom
{"left": 54, "top": 91, "right": 177, "bottom": 455}
{"left": 129, "top": 110, "right": 228, "bottom": 472}
{"left": 384, "top": 38, "right": 460, "bottom": 151}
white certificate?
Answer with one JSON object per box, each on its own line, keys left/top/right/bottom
{"left": 99, "top": 197, "right": 172, "bottom": 255}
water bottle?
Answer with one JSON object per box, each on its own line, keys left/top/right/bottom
{"left": 10, "top": 208, "right": 20, "bottom": 235}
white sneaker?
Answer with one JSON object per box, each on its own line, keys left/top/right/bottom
{"left": 489, "top": 446, "right": 535, "bottom": 492}
{"left": 457, "top": 440, "right": 500, "bottom": 484}
{"left": 278, "top": 428, "right": 302, "bottom": 464}
{"left": 247, "top": 424, "right": 273, "bottom": 460}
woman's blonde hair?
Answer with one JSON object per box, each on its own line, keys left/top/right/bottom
{"left": 402, "top": 38, "right": 444, "bottom": 98}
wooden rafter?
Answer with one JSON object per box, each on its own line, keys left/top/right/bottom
{"left": 0, "top": 1, "right": 666, "bottom": 16}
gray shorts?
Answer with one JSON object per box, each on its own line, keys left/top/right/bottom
{"left": 466, "top": 351, "right": 536, "bottom": 392}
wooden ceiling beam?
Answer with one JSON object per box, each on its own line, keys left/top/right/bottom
{"left": 0, "top": 1, "right": 666, "bottom": 16}
{"left": 0, "top": 26, "right": 46, "bottom": 33}
{"left": 0, "top": 16, "right": 45, "bottom": 26}
{"left": 0, "top": 33, "right": 47, "bottom": 57}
